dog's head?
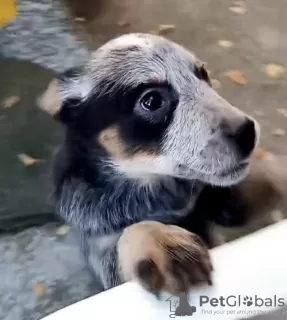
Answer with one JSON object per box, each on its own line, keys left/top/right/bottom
{"left": 40, "top": 33, "right": 259, "bottom": 186}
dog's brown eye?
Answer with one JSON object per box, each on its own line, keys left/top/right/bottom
{"left": 140, "top": 90, "right": 163, "bottom": 111}
{"left": 134, "top": 86, "right": 176, "bottom": 124}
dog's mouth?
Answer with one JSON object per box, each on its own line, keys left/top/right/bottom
{"left": 175, "top": 161, "right": 250, "bottom": 186}
{"left": 205, "top": 160, "right": 250, "bottom": 186}
{"left": 217, "top": 161, "right": 249, "bottom": 178}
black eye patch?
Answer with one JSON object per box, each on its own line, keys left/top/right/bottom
{"left": 56, "top": 76, "right": 179, "bottom": 154}
{"left": 119, "top": 83, "right": 179, "bottom": 149}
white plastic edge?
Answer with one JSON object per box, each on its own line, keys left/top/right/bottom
{"left": 42, "top": 220, "right": 287, "bottom": 320}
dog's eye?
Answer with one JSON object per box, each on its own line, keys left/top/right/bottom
{"left": 140, "top": 90, "right": 163, "bottom": 111}
{"left": 134, "top": 86, "right": 176, "bottom": 124}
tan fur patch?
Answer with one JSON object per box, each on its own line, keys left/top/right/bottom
{"left": 98, "top": 126, "right": 160, "bottom": 182}
{"left": 98, "top": 126, "right": 127, "bottom": 158}
{"left": 98, "top": 126, "right": 158, "bottom": 160}
{"left": 38, "top": 79, "right": 61, "bottom": 116}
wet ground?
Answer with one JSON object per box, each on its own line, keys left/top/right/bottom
{"left": 0, "top": 0, "right": 286, "bottom": 319}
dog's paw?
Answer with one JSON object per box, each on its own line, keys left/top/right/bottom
{"left": 117, "top": 221, "right": 213, "bottom": 296}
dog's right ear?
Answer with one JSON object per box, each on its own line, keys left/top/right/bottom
{"left": 38, "top": 66, "right": 92, "bottom": 124}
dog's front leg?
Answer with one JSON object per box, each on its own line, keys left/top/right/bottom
{"left": 117, "top": 221, "right": 213, "bottom": 296}
{"left": 55, "top": 179, "right": 212, "bottom": 293}
{"left": 87, "top": 221, "right": 213, "bottom": 294}
{"left": 85, "top": 232, "right": 123, "bottom": 290}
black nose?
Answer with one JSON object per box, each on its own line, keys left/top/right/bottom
{"left": 225, "top": 118, "right": 256, "bottom": 159}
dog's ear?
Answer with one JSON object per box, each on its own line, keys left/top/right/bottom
{"left": 38, "top": 66, "right": 92, "bottom": 124}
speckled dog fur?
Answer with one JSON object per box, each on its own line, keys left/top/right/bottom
{"left": 44, "top": 34, "right": 259, "bottom": 293}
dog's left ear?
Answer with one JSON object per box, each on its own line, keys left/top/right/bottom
{"left": 38, "top": 66, "right": 92, "bottom": 123}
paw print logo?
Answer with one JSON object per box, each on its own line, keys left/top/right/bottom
{"left": 243, "top": 296, "right": 253, "bottom": 307}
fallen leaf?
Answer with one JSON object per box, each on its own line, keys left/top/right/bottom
{"left": 276, "top": 108, "right": 287, "bottom": 118}
{"left": 217, "top": 40, "right": 234, "bottom": 48}
{"left": 211, "top": 79, "right": 221, "bottom": 90}
{"left": 117, "top": 20, "right": 130, "bottom": 27}
{"left": 151, "top": 24, "right": 176, "bottom": 35}
{"left": 272, "top": 128, "right": 285, "bottom": 137}
{"left": 33, "top": 284, "right": 46, "bottom": 297}
{"left": 224, "top": 70, "right": 248, "bottom": 85}
{"left": 56, "top": 225, "right": 70, "bottom": 236}
{"left": 2, "top": 95, "right": 20, "bottom": 108}
{"left": 264, "top": 63, "right": 285, "bottom": 79}
{"left": 74, "top": 17, "right": 86, "bottom": 22}
{"left": 269, "top": 210, "right": 284, "bottom": 223}
{"left": 253, "top": 147, "right": 269, "bottom": 160}
{"left": 0, "top": 0, "right": 17, "bottom": 28}
{"left": 229, "top": 6, "right": 247, "bottom": 14}
{"left": 158, "top": 24, "right": 176, "bottom": 34}
{"left": 18, "top": 153, "right": 39, "bottom": 166}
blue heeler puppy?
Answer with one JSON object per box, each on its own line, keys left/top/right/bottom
{"left": 40, "top": 33, "right": 265, "bottom": 295}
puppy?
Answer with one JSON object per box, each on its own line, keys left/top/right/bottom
{"left": 40, "top": 33, "right": 261, "bottom": 294}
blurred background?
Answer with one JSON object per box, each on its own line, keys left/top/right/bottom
{"left": 0, "top": 0, "right": 286, "bottom": 319}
